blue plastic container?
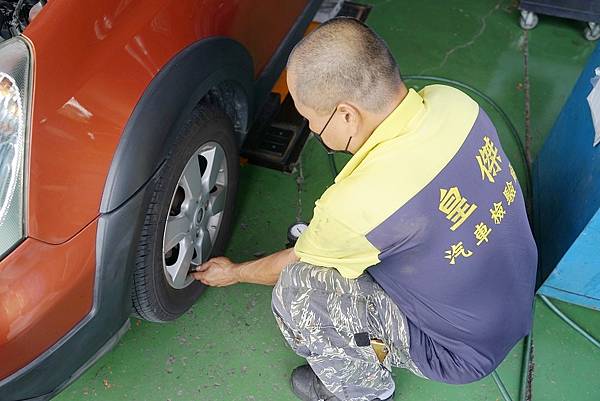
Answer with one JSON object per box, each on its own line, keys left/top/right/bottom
{"left": 535, "top": 44, "right": 600, "bottom": 310}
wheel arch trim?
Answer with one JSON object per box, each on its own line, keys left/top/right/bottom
{"left": 100, "top": 36, "right": 254, "bottom": 214}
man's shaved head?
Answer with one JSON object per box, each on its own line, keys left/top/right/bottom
{"left": 287, "top": 17, "right": 402, "bottom": 115}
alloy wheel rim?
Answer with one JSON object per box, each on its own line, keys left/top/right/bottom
{"left": 162, "top": 142, "right": 227, "bottom": 289}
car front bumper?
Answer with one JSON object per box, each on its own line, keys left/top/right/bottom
{"left": 0, "top": 175, "right": 149, "bottom": 401}
{"left": 0, "top": 220, "right": 98, "bottom": 382}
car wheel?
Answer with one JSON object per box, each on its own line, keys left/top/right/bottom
{"left": 131, "top": 104, "right": 239, "bottom": 322}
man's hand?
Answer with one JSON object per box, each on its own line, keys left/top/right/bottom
{"left": 192, "top": 248, "right": 299, "bottom": 287}
{"left": 192, "top": 256, "right": 241, "bottom": 287}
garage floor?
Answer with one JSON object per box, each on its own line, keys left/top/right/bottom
{"left": 55, "top": 1, "right": 600, "bottom": 401}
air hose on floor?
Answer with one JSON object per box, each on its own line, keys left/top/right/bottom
{"left": 322, "top": 75, "right": 600, "bottom": 401}
{"left": 539, "top": 295, "right": 600, "bottom": 348}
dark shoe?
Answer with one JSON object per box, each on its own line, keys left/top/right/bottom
{"left": 291, "top": 364, "right": 340, "bottom": 401}
{"left": 290, "top": 364, "right": 394, "bottom": 401}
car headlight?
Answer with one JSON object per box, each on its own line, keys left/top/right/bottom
{"left": 0, "top": 37, "right": 32, "bottom": 259}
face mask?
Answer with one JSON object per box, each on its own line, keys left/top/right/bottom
{"left": 312, "top": 107, "right": 353, "bottom": 155}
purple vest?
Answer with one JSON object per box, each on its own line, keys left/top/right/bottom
{"left": 367, "top": 108, "right": 537, "bottom": 384}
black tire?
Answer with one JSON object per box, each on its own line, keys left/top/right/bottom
{"left": 131, "top": 105, "right": 239, "bottom": 322}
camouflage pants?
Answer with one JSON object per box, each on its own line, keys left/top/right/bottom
{"left": 272, "top": 262, "right": 425, "bottom": 401}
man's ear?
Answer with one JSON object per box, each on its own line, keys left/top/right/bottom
{"left": 338, "top": 103, "right": 360, "bottom": 124}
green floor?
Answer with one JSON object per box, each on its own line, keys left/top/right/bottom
{"left": 56, "top": 1, "right": 600, "bottom": 400}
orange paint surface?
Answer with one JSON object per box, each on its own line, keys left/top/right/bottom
{"left": 0, "top": 220, "right": 98, "bottom": 379}
{"left": 1, "top": 0, "right": 310, "bottom": 380}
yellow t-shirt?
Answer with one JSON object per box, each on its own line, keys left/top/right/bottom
{"left": 295, "top": 85, "right": 480, "bottom": 278}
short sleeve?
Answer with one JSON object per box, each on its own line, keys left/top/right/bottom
{"left": 294, "top": 204, "right": 381, "bottom": 279}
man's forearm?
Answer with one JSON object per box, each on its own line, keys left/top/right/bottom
{"left": 237, "top": 248, "right": 299, "bottom": 286}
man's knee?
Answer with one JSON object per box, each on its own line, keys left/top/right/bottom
{"left": 277, "top": 260, "right": 314, "bottom": 288}
{"left": 272, "top": 261, "right": 310, "bottom": 311}
{"left": 279, "top": 260, "right": 343, "bottom": 293}
{"left": 272, "top": 261, "right": 329, "bottom": 333}
{"left": 272, "top": 261, "right": 302, "bottom": 320}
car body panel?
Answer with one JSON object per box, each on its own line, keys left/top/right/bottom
{"left": 0, "top": 220, "right": 97, "bottom": 379}
{"left": 25, "top": 0, "right": 308, "bottom": 244}
{"left": 98, "top": 36, "right": 255, "bottom": 214}
{"left": 0, "top": 0, "right": 320, "bottom": 397}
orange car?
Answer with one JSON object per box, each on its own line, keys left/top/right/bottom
{"left": 0, "top": 0, "right": 322, "bottom": 399}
